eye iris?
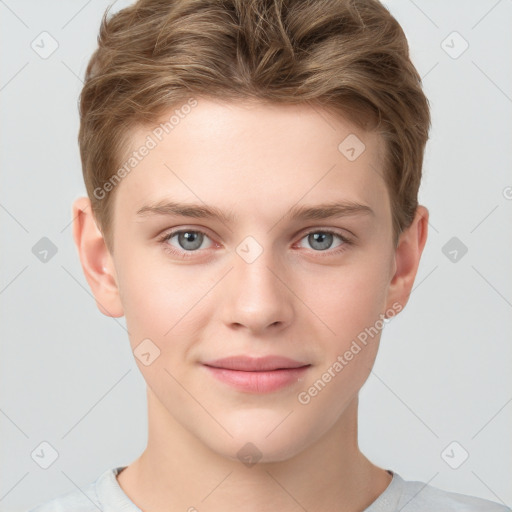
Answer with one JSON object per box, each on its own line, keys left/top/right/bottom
{"left": 309, "top": 232, "right": 333, "bottom": 251}
{"left": 178, "top": 231, "right": 203, "bottom": 250}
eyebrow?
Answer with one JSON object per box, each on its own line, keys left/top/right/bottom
{"left": 136, "top": 199, "right": 374, "bottom": 223}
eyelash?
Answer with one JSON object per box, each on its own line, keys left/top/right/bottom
{"left": 157, "top": 228, "right": 353, "bottom": 260}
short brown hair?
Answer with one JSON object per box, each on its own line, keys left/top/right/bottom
{"left": 79, "top": 0, "right": 430, "bottom": 253}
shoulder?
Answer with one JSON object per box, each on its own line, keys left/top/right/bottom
{"left": 27, "top": 467, "right": 121, "bottom": 512}
{"left": 395, "top": 473, "right": 511, "bottom": 512}
{"left": 27, "top": 483, "right": 100, "bottom": 512}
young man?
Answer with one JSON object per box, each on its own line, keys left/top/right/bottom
{"left": 30, "top": 0, "right": 510, "bottom": 510}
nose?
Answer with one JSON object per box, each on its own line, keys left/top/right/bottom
{"left": 220, "top": 245, "right": 294, "bottom": 335}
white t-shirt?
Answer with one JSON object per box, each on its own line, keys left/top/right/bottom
{"left": 28, "top": 466, "right": 511, "bottom": 512}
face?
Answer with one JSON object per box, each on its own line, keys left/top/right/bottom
{"left": 104, "top": 98, "right": 402, "bottom": 462}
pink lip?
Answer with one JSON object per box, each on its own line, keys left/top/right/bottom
{"left": 202, "top": 356, "right": 311, "bottom": 393}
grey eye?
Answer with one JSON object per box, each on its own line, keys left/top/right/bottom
{"left": 308, "top": 232, "right": 333, "bottom": 251}
{"left": 174, "top": 231, "right": 206, "bottom": 251}
{"left": 296, "top": 231, "right": 346, "bottom": 252}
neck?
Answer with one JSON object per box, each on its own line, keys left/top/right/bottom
{"left": 116, "top": 386, "right": 392, "bottom": 512}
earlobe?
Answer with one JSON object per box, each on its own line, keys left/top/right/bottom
{"left": 385, "top": 205, "right": 429, "bottom": 313}
{"left": 72, "top": 196, "right": 124, "bottom": 318}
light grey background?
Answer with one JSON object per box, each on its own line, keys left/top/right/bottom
{"left": 1, "top": 0, "right": 511, "bottom": 510}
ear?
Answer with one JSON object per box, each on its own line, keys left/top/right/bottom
{"left": 72, "top": 196, "right": 124, "bottom": 318}
{"left": 385, "top": 205, "right": 429, "bottom": 314}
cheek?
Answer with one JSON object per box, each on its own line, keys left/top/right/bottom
{"left": 297, "top": 256, "right": 391, "bottom": 344}
{"left": 295, "top": 263, "right": 390, "bottom": 418}
{"left": 115, "top": 248, "right": 220, "bottom": 356}
{"left": 115, "top": 250, "right": 184, "bottom": 343}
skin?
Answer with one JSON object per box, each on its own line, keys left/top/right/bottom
{"left": 73, "top": 97, "right": 428, "bottom": 512}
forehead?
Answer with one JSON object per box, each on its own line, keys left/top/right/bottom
{"left": 113, "top": 98, "right": 389, "bottom": 224}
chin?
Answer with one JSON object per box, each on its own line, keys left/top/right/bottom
{"left": 196, "top": 411, "right": 320, "bottom": 465}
